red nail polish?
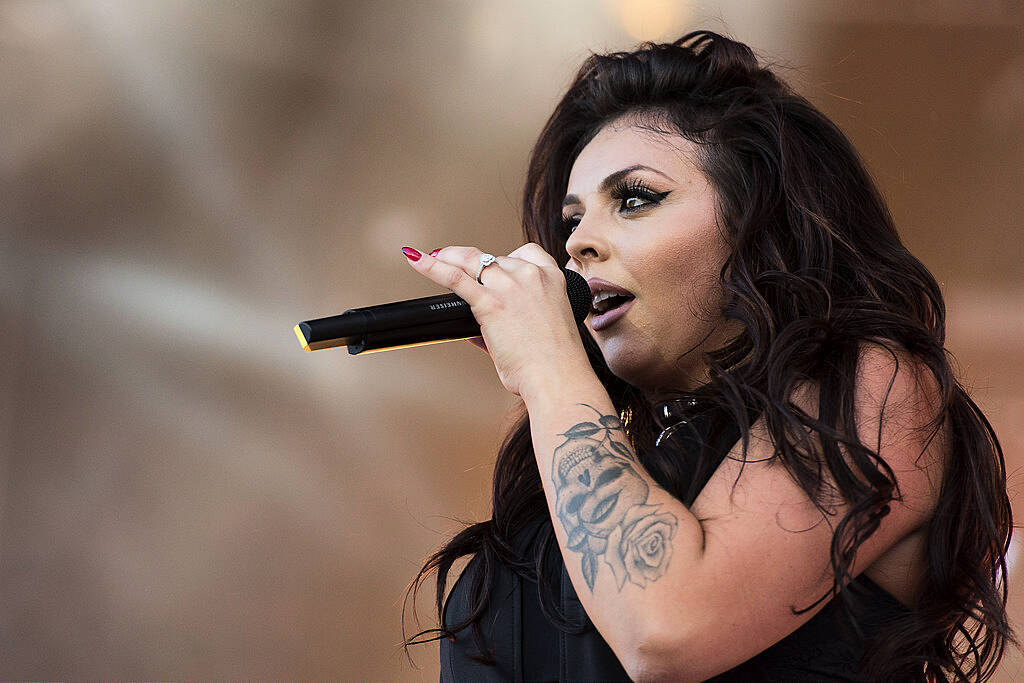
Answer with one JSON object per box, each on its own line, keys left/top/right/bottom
{"left": 429, "top": 249, "right": 440, "bottom": 257}
{"left": 402, "top": 246, "right": 422, "bottom": 261}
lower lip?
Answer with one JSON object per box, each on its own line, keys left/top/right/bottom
{"left": 591, "top": 298, "right": 635, "bottom": 331}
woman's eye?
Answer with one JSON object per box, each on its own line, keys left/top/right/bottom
{"left": 562, "top": 215, "right": 581, "bottom": 235}
{"left": 611, "top": 178, "right": 670, "bottom": 214}
{"left": 561, "top": 181, "right": 669, "bottom": 240}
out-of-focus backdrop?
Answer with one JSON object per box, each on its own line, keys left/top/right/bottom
{"left": 1, "top": 0, "right": 1021, "bottom": 679}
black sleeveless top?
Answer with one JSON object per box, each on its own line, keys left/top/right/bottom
{"left": 440, "top": 399, "right": 910, "bottom": 682}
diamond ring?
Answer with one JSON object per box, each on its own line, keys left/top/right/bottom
{"left": 475, "top": 253, "right": 498, "bottom": 284}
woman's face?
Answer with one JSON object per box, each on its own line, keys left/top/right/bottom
{"left": 563, "top": 118, "right": 735, "bottom": 393}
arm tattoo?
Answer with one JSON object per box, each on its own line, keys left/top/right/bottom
{"left": 552, "top": 403, "right": 679, "bottom": 592}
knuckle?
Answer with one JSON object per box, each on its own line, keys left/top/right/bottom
{"left": 453, "top": 246, "right": 480, "bottom": 267}
{"left": 474, "top": 293, "right": 500, "bottom": 315}
{"left": 486, "top": 293, "right": 505, "bottom": 311}
{"left": 522, "top": 265, "right": 543, "bottom": 282}
{"left": 442, "top": 267, "right": 464, "bottom": 290}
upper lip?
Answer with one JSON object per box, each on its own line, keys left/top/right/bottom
{"left": 586, "top": 278, "right": 635, "bottom": 312}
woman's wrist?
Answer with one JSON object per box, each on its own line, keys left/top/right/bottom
{"left": 519, "top": 360, "right": 606, "bottom": 408}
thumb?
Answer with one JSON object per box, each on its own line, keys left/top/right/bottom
{"left": 466, "top": 336, "right": 489, "bottom": 353}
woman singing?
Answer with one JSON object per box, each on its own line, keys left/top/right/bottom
{"left": 400, "top": 31, "right": 1013, "bottom": 681}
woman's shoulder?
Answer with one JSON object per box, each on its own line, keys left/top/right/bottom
{"left": 785, "top": 339, "right": 949, "bottom": 465}
{"left": 786, "top": 339, "right": 944, "bottom": 415}
{"left": 855, "top": 341, "right": 945, "bottom": 416}
{"left": 851, "top": 340, "right": 949, "bottom": 482}
{"left": 765, "top": 339, "right": 949, "bottom": 548}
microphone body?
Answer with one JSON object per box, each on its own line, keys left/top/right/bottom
{"left": 294, "top": 268, "right": 592, "bottom": 355}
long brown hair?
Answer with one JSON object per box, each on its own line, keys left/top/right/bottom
{"left": 402, "top": 31, "right": 1014, "bottom": 681}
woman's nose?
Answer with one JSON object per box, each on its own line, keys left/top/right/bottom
{"left": 565, "top": 215, "right": 608, "bottom": 264}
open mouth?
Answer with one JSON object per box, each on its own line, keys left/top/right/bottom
{"left": 586, "top": 278, "right": 636, "bottom": 332}
{"left": 591, "top": 293, "right": 635, "bottom": 316}
{"left": 590, "top": 291, "right": 635, "bottom": 331}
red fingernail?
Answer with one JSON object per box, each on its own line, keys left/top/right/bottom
{"left": 429, "top": 249, "right": 440, "bottom": 257}
{"left": 402, "top": 246, "right": 422, "bottom": 261}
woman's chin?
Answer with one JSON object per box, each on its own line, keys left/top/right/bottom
{"left": 603, "top": 357, "right": 667, "bottom": 393}
{"left": 602, "top": 354, "right": 707, "bottom": 395}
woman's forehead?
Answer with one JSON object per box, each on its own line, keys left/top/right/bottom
{"left": 566, "top": 123, "right": 700, "bottom": 193}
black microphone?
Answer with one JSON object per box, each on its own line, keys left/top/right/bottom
{"left": 294, "top": 268, "right": 592, "bottom": 355}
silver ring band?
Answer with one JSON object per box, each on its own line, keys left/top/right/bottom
{"left": 475, "top": 253, "right": 497, "bottom": 284}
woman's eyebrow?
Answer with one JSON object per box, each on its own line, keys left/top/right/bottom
{"left": 562, "top": 164, "right": 675, "bottom": 208}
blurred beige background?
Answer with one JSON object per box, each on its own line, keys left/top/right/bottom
{"left": 1, "top": 0, "right": 1021, "bottom": 679}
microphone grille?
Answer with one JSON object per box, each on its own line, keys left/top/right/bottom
{"left": 562, "top": 269, "right": 592, "bottom": 324}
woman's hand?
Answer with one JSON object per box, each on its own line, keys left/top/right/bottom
{"left": 402, "top": 243, "right": 594, "bottom": 398}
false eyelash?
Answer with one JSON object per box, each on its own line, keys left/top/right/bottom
{"left": 559, "top": 178, "right": 669, "bottom": 237}
{"left": 609, "top": 177, "right": 667, "bottom": 206}
{"left": 560, "top": 214, "right": 580, "bottom": 236}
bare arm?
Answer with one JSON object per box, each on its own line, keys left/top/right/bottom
{"left": 522, "top": 374, "right": 706, "bottom": 679}
{"left": 401, "top": 245, "right": 944, "bottom": 680}
{"left": 521, "top": 345, "right": 944, "bottom": 681}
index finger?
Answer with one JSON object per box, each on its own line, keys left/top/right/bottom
{"left": 507, "top": 242, "right": 559, "bottom": 269}
{"left": 402, "top": 246, "right": 483, "bottom": 304}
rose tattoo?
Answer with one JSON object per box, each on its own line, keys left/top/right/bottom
{"left": 552, "top": 404, "right": 679, "bottom": 591}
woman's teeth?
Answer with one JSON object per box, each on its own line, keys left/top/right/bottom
{"left": 592, "top": 292, "right": 633, "bottom": 314}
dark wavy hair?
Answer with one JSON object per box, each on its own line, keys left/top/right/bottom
{"left": 401, "top": 30, "right": 1014, "bottom": 681}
